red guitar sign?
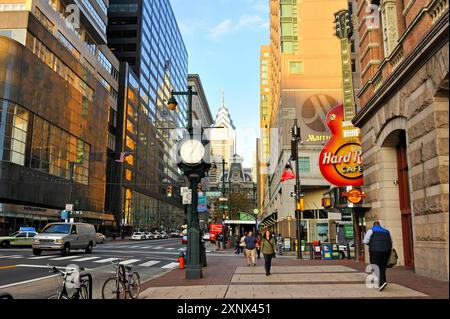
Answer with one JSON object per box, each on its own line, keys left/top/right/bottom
{"left": 319, "top": 9, "right": 363, "bottom": 186}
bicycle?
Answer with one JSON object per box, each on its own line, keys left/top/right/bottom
{"left": 47, "top": 265, "right": 91, "bottom": 299}
{"left": 101, "top": 258, "right": 141, "bottom": 299}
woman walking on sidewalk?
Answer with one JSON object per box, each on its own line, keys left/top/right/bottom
{"left": 261, "top": 230, "right": 277, "bottom": 276}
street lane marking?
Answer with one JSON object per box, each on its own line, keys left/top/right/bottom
{"left": 119, "top": 259, "right": 140, "bottom": 265}
{"left": 0, "top": 255, "right": 23, "bottom": 259}
{"left": 29, "top": 255, "right": 56, "bottom": 260}
{"left": 50, "top": 255, "right": 82, "bottom": 261}
{"left": 141, "top": 246, "right": 154, "bottom": 249}
{"left": 138, "top": 260, "right": 161, "bottom": 267}
{"left": 0, "top": 265, "right": 16, "bottom": 270}
{"left": 153, "top": 246, "right": 164, "bottom": 249}
{"left": 166, "top": 248, "right": 175, "bottom": 250}
{"left": 0, "top": 274, "right": 58, "bottom": 289}
{"left": 161, "top": 262, "right": 179, "bottom": 269}
{"left": 70, "top": 256, "right": 101, "bottom": 262}
{"left": 93, "top": 258, "right": 119, "bottom": 263}
{"left": 129, "top": 245, "right": 143, "bottom": 248}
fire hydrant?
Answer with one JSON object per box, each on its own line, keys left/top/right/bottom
{"left": 178, "top": 251, "right": 185, "bottom": 269}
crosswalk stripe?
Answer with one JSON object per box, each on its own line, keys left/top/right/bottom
{"left": 166, "top": 248, "right": 175, "bottom": 250}
{"left": 0, "top": 255, "right": 23, "bottom": 259}
{"left": 119, "top": 259, "right": 140, "bottom": 265}
{"left": 138, "top": 260, "right": 161, "bottom": 267}
{"left": 70, "top": 256, "right": 100, "bottom": 262}
{"left": 50, "top": 256, "right": 80, "bottom": 261}
{"left": 161, "top": 262, "right": 179, "bottom": 269}
{"left": 153, "top": 246, "right": 163, "bottom": 249}
{"left": 93, "top": 258, "right": 118, "bottom": 263}
{"left": 141, "top": 246, "right": 153, "bottom": 249}
{"left": 28, "top": 255, "right": 55, "bottom": 260}
{"left": 129, "top": 245, "right": 143, "bottom": 248}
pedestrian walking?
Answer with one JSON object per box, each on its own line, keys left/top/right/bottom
{"left": 244, "top": 231, "right": 257, "bottom": 266}
{"left": 256, "top": 234, "right": 262, "bottom": 259}
{"left": 363, "top": 221, "right": 393, "bottom": 291}
{"left": 219, "top": 233, "right": 224, "bottom": 249}
{"left": 240, "top": 232, "right": 247, "bottom": 257}
{"left": 262, "top": 230, "right": 277, "bottom": 276}
{"left": 276, "top": 233, "right": 283, "bottom": 255}
{"left": 235, "top": 234, "right": 241, "bottom": 254}
{"left": 216, "top": 233, "right": 221, "bottom": 250}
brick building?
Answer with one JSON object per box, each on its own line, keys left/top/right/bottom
{"left": 353, "top": 0, "right": 448, "bottom": 281}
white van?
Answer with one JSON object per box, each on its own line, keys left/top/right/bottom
{"left": 32, "top": 222, "right": 96, "bottom": 256}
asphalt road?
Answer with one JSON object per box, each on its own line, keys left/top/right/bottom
{"left": 0, "top": 238, "right": 199, "bottom": 298}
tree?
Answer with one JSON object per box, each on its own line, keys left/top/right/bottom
{"left": 228, "top": 191, "right": 253, "bottom": 220}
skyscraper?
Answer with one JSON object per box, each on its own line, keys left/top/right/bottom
{"left": 0, "top": 0, "right": 119, "bottom": 233}
{"left": 261, "top": 0, "right": 349, "bottom": 239}
{"left": 107, "top": 0, "right": 188, "bottom": 231}
{"left": 209, "top": 92, "right": 236, "bottom": 185}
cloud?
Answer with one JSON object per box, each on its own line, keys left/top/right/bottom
{"left": 209, "top": 14, "right": 267, "bottom": 40}
{"left": 209, "top": 19, "right": 233, "bottom": 39}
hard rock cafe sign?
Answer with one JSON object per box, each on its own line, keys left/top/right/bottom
{"left": 319, "top": 10, "right": 364, "bottom": 187}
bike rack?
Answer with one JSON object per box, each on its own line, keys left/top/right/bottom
{"left": 0, "top": 293, "right": 13, "bottom": 299}
{"left": 79, "top": 273, "right": 93, "bottom": 299}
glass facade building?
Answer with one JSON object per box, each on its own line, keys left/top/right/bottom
{"left": 108, "top": 0, "right": 188, "bottom": 232}
{"left": 0, "top": 0, "right": 120, "bottom": 234}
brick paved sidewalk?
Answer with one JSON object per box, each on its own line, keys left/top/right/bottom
{"left": 139, "top": 255, "right": 449, "bottom": 299}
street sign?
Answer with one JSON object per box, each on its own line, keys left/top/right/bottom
{"left": 181, "top": 187, "right": 189, "bottom": 195}
{"left": 65, "top": 204, "right": 73, "bottom": 211}
{"left": 61, "top": 210, "right": 68, "bottom": 220}
{"left": 182, "top": 190, "right": 192, "bottom": 205}
{"left": 198, "top": 195, "right": 207, "bottom": 212}
{"left": 219, "top": 197, "right": 228, "bottom": 201}
{"left": 253, "top": 208, "right": 259, "bottom": 215}
{"left": 219, "top": 205, "right": 229, "bottom": 209}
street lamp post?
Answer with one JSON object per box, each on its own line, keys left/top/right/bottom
{"left": 291, "top": 119, "right": 303, "bottom": 259}
{"left": 168, "top": 86, "right": 210, "bottom": 279}
{"left": 222, "top": 158, "right": 227, "bottom": 249}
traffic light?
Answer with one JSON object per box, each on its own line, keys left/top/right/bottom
{"left": 296, "top": 198, "right": 305, "bottom": 211}
{"left": 166, "top": 185, "right": 173, "bottom": 198}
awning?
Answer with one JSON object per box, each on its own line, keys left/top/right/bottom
{"left": 260, "top": 212, "right": 278, "bottom": 228}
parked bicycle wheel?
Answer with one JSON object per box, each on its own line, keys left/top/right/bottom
{"left": 102, "top": 278, "right": 126, "bottom": 299}
{"left": 128, "top": 272, "right": 141, "bottom": 299}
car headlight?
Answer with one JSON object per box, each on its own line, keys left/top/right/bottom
{"left": 54, "top": 239, "right": 64, "bottom": 244}
{"left": 33, "top": 239, "right": 40, "bottom": 244}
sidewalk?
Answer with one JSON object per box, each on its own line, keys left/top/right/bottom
{"left": 139, "top": 255, "right": 449, "bottom": 299}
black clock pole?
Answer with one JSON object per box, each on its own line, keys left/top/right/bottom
{"left": 170, "top": 86, "right": 208, "bottom": 279}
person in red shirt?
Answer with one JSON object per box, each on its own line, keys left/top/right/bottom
{"left": 256, "top": 234, "right": 262, "bottom": 259}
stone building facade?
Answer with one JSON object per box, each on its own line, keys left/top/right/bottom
{"left": 353, "top": 0, "right": 448, "bottom": 281}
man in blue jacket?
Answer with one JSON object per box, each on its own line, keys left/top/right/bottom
{"left": 363, "top": 221, "right": 392, "bottom": 291}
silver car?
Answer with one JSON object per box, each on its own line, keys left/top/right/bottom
{"left": 32, "top": 222, "right": 96, "bottom": 256}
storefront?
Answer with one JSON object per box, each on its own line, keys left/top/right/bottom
{"left": 0, "top": 203, "right": 115, "bottom": 235}
{"left": 322, "top": 186, "right": 370, "bottom": 261}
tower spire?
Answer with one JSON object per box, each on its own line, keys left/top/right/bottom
{"left": 221, "top": 89, "right": 225, "bottom": 108}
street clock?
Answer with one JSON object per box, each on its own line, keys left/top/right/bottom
{"left": 179, "top": 139, "right": 205, "bottom": 165}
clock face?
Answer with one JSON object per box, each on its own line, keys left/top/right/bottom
{"left": 179, "top": 139, "right": 205, "bottom": 164}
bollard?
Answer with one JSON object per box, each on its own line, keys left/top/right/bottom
{"left": 346, "top": 243, "right": 351, "bottom": 260}
{"left": 309, "top": 243, "right": 313, "bottom": 260}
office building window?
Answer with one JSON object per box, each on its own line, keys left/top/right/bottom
{"left": 298, "top": 157, "right": 310, "bottom": 172}
{"left": 289, "top": 61, "right": 304, "bottom": 74}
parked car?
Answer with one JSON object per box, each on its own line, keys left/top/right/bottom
{"left": 0, "top": 227, "right": 38, "bottom": 248}
{"left": 143, "top": 232, "right": 152, "bottom": 240}
{"left": 152, "top": 231, "right": 162, "bottom": 239}
{"left": 202, "top": 233, "right": 211, "bottom": 241}
{"left": 170, "top": 232, "right": 181, "bottom": 238}
{"left": 131, "top": 232, "right": 146, "bottom": 240}
{"left": 96, "top": 232, "right": 106, "bottom": 244}
{"left": 160, "top": 231, "right": 169, "bottom": 239}
{"left": 32, "top": 222, "right": 96, "bottom": 256}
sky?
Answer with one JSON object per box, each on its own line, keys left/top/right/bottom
{"left": 170, "top": 0, "right": 270, "bottom": 167}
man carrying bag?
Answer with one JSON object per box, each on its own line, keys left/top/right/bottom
{"left": 363, "top": 221, "right": 393, "bottom": 291}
